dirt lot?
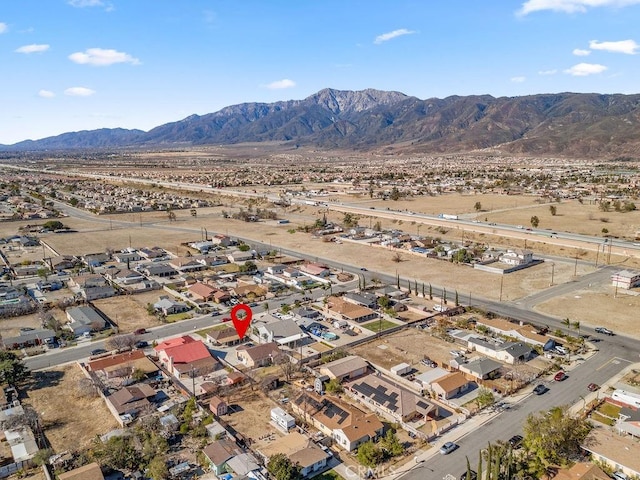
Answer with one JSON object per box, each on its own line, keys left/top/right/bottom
{"left": 0, "top": 312, "right": 42, "bottom": 338}
{"left": 93, "top": 291, "right": 169, "bottom": 333}
{"left": 22, "top": 364, "right": 118, "bottom": 452}
{"left": 223, "top": 384, "right": 281, "bottom": 449}
{"left": 353, "top": 329, "right": 455, "bottom": 371}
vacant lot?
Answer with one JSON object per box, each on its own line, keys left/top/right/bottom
{"left": 353, "top": 329, "right": 456, "bottom": 371}
{"left": 93, "top": 291, "right": 167, "bottom": 333}
{"left": 223, "top": 384, "right": 280, "bottom": 449}
{"left": 23, "top": 364, "right": 118, "bottom": 452}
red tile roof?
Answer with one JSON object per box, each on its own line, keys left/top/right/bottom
{"left": 163, "top": 340, "right": 212, "bottom": 364}
{"left": 155, "top": 335, "right": 195, "bottom": 351}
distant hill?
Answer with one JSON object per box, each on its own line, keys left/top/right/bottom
{"left": 3, "top": 88, "right": 640, "bottom": 158}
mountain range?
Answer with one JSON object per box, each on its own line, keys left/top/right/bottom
{"left": 4, "top": 88, "right": 640, "bottom": 158}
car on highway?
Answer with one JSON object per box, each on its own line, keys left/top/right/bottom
{"left": 439, "top": 441, "right": 458, "bottom": 455}
{"left": 459, "top": 470, "right": 477, "bottom": 480}
{"left": 554, "top": 371, "right": 567, "bottom": 382}
{"left": 360, "top": 267, "right": 368, "bottom": 271}
{"left": 595, "top": 327, "right": 614, "bottom": 335}
{"left": 90, "top": 348, "right": 107, "bottom": 356}
{"left": 508, "top": 435, "right": 523, "bottom": 449}
{"left": 588, "top": 383, "right": 600, "bottom": 392}
{"left": 533, "top": 384, "right": 548, "bottom": 395}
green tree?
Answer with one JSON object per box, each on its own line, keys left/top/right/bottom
{"left": 238, "top": 243, "right": 251, "bottom": 252}
{"left": 476, "top": 388, "right": 495, "bottom": 409}
{"left": 522, "top": 405, "right": 592, "bottom": 474}
{"left": 92, "top": 435, "right": 138, "bottom": 470}
{"left": 69, "top": 197, "right": 79, "bottom": 206}
{"left": 0, "top": 351, "right": 29, "bottom": 385}
{"left": 474, "top": 201, "right": 482, "bottom": 212}
{"left": 357, "top": 440, "right": 384, "bottom": 467}
{"left": 530, "top": 215, "right": 540, "bottom": 228}
{"left": 43, "top": 220, "right": 64, "bottom": 230}
{"left": 37, "top": 267, "right": 49, "bottom": 281}
{"left": 380, "top": 429, "right": 404, "bottom": 457}
{"left": 549, "top": 205, "right": 557, "bottom": 216}
{"left": 429, "top": 284, "right": 433, "bottom": 300}
{"left": 377, "top": 296, "right": 391, "bottom": 309}
{"left": 147, "top": 456, "right": 168, "bottom": 480}
{"left": 325, "top": 378, "right": 343, "bottom": 394}
{"left": 267, "top": 453, "right": 301, "bottom": 480}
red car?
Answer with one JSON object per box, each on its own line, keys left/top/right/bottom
{"left": 222, "top": 317, "right": 232, "bottom": 322}
{"left": 588, "top": 383, "right": 599, "bottom": 392}
{"left": 554, "top": 371, "right": 567, "bottom": 382}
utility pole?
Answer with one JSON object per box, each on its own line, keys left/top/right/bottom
{"left": 499, "top": 276, "right": 504, "bottom": 302}
{"left": 550, "top": 262, "right": 555, "bottom": 286}
{"left": 574, "top": 256, "right": 578, "bottom": 277}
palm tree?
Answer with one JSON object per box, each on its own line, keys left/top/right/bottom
{"left": 572, "top": 320, "right": 581, "bottom": 337}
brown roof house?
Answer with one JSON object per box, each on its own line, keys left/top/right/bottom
{"left": 202, "top": 438, "right": 242, "bottom": 475}
{"left": 554, "top": 462, "right": 609, "bottom": 480}
{"left": 257, "top": 431, "right": 330, "bottom": 478}
{"left": 207, "top": 327, "right": 243, "bottom": 347}
{"left": 318, "top": 355, "right": 369, "bottom": 382}
{"left": 87, "top": 350, "right": 159, "bottom": 379}
{"left": 106, "top": 383, "right": 156, "bottom": 425}
{"left": 431, "top": 372, "right": 473, "bottom": 400}
{"left": 292, "top": 391, "right": 384, "bottom": 452}
{"left": 236, "top": 342, "right": 281, "bottom": 368}
{"left": 582, "top": 426, "right": 640, "bottom": 478}
{"left": 209, "top": 396, "right": 228, "bottom": 417}
{"left": 58, "top": 462, "right": 105, "bottom": 480}
{"left": 346, "top": 373, "right": 438, "bottom": 423}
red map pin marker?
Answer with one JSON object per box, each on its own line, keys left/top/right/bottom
{"left": 230, "top": 304, "right": 253, "bottom": 340}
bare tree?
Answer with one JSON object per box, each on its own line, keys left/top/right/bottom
{"left": 106, "top": 334, "right": 137, "bottom": 352}
{"left": 77, "top": 377, "right": 100, "bottom": 398}
{"left": 275, "top": 353, "right": 296, "bottom": 382}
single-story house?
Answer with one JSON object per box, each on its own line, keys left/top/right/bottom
{"left": 256, "top": 318, "right": 307, "bottom": 347}
{"left": 206, "top": 327, "right": 243, "bottom": 347}
{"left": 582, "top": 427, "right": 640, "bottom": 478}
{"left": 257, "top": 431, "right": 330, "bottom": 478}
{"left": 202, "top": 438, "right": 242, "bottom": 475}
{"left": 153, "top": 296, "right": 189, "bottom": 315}
{"left": 236, "top": 342, "right": 281, "bottom": 368}
{"left": 431, "top": 372, "right": 474, "bottom": 400}
{"left": 58, "top": 462, "right": 105, "bottom": 480}
{"left": 456, "top": 357, "right": 502, "bottom": 380}
{"left": 155, "top": 336, "right": 220, "bottom": 380}
{"left": 209, "top": 396, "right": 228, "bottom": 417}
{"left": 65, "top": 306, "right": 106, "bottom": 335}
{"left": 318, "top": 355, "right": 369, "bottom": 382}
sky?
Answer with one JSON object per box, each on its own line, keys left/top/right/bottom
{"left": 2, "top": 0, "right": 640, "bottom": 144}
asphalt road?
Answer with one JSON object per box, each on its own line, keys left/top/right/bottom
{"left": 400, "top": 347, "right": 632, "bottom": 480}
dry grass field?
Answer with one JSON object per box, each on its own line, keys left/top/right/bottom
{"left": 1, "top": 191, "right": 638, "bottom": 335}
{"left": 93, "top": 291, "right": 167, "bottom": 334}
{"left": 23, "top": 364, "right": 118, "bottom": 453}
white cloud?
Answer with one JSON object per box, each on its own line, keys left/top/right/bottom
{"left": 0, "top": 22, "right": 7, "bottom": 33}
{"left": 68, "top": 0, "right": 103, "bottom": 6}
{"left": 589, "top": 39, "right": 639, "bottom": 54}
{"left": 68, "top": 48, "right": 140, "bottom": 66}
{"left": 538, "top": 69, "right": 558, "bottom": 75}
{"left": 564, "top": 62, "right": 608, "bottom": 76}
{"left": 64, "top": 87, "right": 95, "bottom": 96}
{"left": 511, "top": 76, "right": 526, "bottom": 83}
{"left": 15, "top": 44, "right": 50, "bottom": 54}
{"left": 518, "top": 0, "right": 640, "bottom": 15}
{"left": 374, "top": 29, "right": 416, "bottom": 44}
{"left": 264, "top": 79, "right": 296, "bottom": 90}
{"left": 573, "top": 48, "right": 591, "bottom": 56}
{"left": 38, "top": 90, "right": 55, "bottom": 98}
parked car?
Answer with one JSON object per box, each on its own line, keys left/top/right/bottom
{"left": 508, "top": 435, "right": 523, "bottom": 448}
{"left": 613, "top": 472, "right": 629, "bottom": 480}
{"left": 439, "top": 442, "right": 458, "bottom": 455}
{"left": 595, "top": 327, "right": 614, "bottom": 335}
{"left": 222, "top": 317, "right": 232, "bottom": 322}
{"left": 90, "top": 348, "right": 107, "bottom": 356}
{"left": 554, "top": 345, "right": 568, "bottom": 355}
{"left": 450, "top": 350, "right": 463, "bottom": 358}
{"left": 134, "top": 328, "right": 146, "bottom": 335}
{"left": 135, "top": 341, "right": 148, "bottom": 349}
{"left": 587, "top": 383, "right": 600, "bottom": 392}
{"left": 533, "top": 384, "right": 548, "bottom": 395}
{"left": 459, "top": 470, "right": 477, "bottom": 480}
{"left": 554, "top": 371, "right": 567, "bottom": 382}
{"left": 360, "top": 267, "right": 368, "bottom": 271}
